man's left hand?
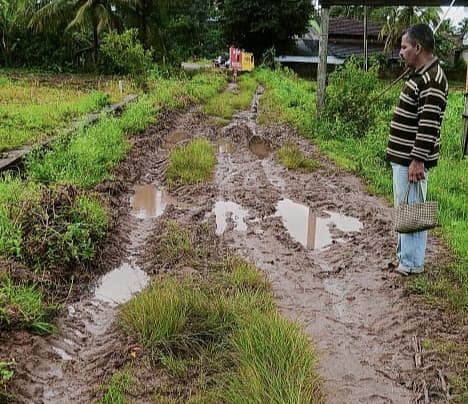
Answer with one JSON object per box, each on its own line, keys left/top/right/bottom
{"left": 408, "top": 159, "right": 425, "bottom": 183}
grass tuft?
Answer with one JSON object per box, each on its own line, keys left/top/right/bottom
{"left": 0, "top": 276, "right": 55, "bottom": 334}
{"left": 227, "top": 311, "right": 323, "bottom": 404}
{"left": 99, "top": 368, "right": 134, "bottom": 404}
{"left": 166, "top": 139, "right": 216, "bottom": 186}
{"left": 119, "top": 229, "right": 323, "bottom": 402}
{"left": 277, "top": 141, "right": 319, "bottom": 172}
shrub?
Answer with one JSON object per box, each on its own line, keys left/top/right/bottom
{"left": 100, "top": 29, "right": 153, "bottom": 76}
{"left": 323, "top": 58, "right": 380, "bottom": 138}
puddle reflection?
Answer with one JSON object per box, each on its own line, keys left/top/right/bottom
{"left": 93, "top": 263, "right": 149, "bottom": 305}
{"left": 213, "top": 201, "right": 248, "bottom": 235}
{"left": 275, "top": 199, "right": 362, "bottom": 250}
{"left": 131, "top": 185, "right": 169, "bottom": 219}
{"left": 249, "top": 136, "right": 271, "bottom": 159}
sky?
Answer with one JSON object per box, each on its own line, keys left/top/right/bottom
{"left": 442, "top": 6, "right": 468, "bottom": 26}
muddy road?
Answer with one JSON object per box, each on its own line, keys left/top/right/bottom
{"left": 2, "top": 85, "right": 460, "bottom": 403}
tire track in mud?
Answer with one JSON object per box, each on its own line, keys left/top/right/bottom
{"left": 206, "top": 86, "right": 446, "bottom": 403}
{"left": 3, "top": 108, "right": 217, "bottom": 403}
{"left": 4, "top": 86, "right": 453, "bottom": 403}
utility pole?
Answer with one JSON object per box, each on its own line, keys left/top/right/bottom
{"left": 316, "top": 6, "right": 330, "bottom": 115}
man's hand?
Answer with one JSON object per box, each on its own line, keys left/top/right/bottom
{"left": 408, "top": 159, "right": 425, "bottom": 183}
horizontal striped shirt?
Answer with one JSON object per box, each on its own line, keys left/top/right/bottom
{"left": 387, "top": 58, "right": 448, "bottom": 168}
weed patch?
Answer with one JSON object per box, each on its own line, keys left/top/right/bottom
{"left": 0, "top": 361, "right": 15, "bottom": 403}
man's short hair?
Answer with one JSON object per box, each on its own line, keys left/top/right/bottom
{"left": 406, "top": 24, "right": 435, "bottom": 53}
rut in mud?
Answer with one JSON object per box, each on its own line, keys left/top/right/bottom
{"left": 3, "top": 85, "right": 458, "bottom": 403}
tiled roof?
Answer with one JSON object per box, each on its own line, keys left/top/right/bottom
{"left": 329, "top": 18, "right": 385, "bottom": 37}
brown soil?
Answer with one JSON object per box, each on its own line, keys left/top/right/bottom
{"left": 1, "top": 86, "right": 465, "bottom": 403}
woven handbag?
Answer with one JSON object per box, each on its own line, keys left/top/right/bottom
{"left": 394, "top": 182, "right": 438, "bottom": 233}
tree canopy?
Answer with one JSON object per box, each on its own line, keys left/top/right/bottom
{"left": 220, "top": 0, "right": 313, "bottom": 57}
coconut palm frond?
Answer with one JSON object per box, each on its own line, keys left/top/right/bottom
{"left": 95, "top": 3, "right": 112, "bottom": 32}
{"left": 67, "top": 0, "right": 93, "bottom": 29}
{"left": 29, "top": 0, "right": 70, "bottom": 31}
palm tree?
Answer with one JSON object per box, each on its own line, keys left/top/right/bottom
{"left": 380, "top": 6, "right": 441, "bottom": 52}
{"left": 30, "top": 0, "right": 121, "bottom": 62}
{"left": 1, "top": 0, "right": 35, "bottom": 61}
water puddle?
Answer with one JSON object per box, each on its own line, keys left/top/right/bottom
{"left": 131, "top": 185, "right": 169, "bottom": 219}
{"left": 164, "top": 131, "right": 189, "bottom": 147}
{"left": 249, "top": 136, "right": 271, "bottom": 159}
{"left": 213, "top": 201, "right": 248, "bottom": 235}
{"left": 93, "top": 263, "right": 150, "bottom": 305}
{"left": 275, "top": 199, "right": 363, "bottom": 250}
{"left": 217, "top": 139, "right": 236, "bottom": 154}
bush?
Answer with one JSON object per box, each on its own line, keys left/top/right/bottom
{"left": 323, "top": 58, "right": 380, "bottom": 138}
{"left": 100, "top": 29, "right": 153, "bottom": 76}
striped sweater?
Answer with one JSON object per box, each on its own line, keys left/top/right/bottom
{"left": 387, "top": 58, "right": 448, "bottom": 168}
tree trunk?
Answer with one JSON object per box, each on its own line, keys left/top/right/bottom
{"left": 92, "top": 18, "right": 99, "bottom": 64}
{"left": 137, "top": 1, "right": 149, "bottom": 48}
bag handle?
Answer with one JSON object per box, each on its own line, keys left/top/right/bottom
{"left": 403, "top": 181, "right": 425, "bottom": 204}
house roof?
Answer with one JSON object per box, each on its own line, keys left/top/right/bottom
{"left": 329, "top": 18, "right": 384, "bottom": 37}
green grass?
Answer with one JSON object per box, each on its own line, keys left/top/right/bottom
{"left": 119, "top": 222, "right": 323, "bottom": 403}
{"left": 0, "top": 75, "right": 109, "bottom": 152}
{"left": 0, "top": 276, "right": 55, "bottom": 334}
{"left": 0, "top": 361, "right": 15, "bottom": 403}
{"left": 256, "top": 67, "right": 468, "bottom": 315}
{"left": 166, "top": 139, "right": 216, "bottom": 186}
{"left": 277, "top": 141, "right": 319, "bottom": 172}
{"left": 203, "top": 74, "right": 257, "bottom": 119}
{"left": 99, "top": 368, "right": 134, "bottom": 404}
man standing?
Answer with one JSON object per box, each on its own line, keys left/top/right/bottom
{"left": 387, "top": 24, "right": 448, "bottom": 276}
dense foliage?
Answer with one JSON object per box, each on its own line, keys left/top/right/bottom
{"left": 220, "top": 0, "right": 313, "bottom": 57}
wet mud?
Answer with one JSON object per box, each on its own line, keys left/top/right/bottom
{"left": 2, "top": 86, "right": 464, "bottom": 403}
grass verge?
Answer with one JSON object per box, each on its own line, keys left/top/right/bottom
{"left": 117, "top": 222, "right": 323, "bottom": 403}
{"left": 166, "top": 139, "right": 216, "bottom": 186}
{"left": 0, "top": 74, "right": 110, "bottom": 152}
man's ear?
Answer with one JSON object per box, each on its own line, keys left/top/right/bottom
{"left": 415, "top": 43, "right": 422, "bottom": 54}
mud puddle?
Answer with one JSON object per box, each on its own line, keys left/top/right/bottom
{"left": 212, "top": 200, "right": 248, "bottom": 235}
{"left": 5, "top": 87, "right": 457, "bottom": 403}
{"left": 131, "top": 184, "right": 170, "bottom": 219}
{"left": 248, "top": 135, "right": 271, "bottom": 159}
{"left": 275, "top": 198, "right": 363, "bottom": 250}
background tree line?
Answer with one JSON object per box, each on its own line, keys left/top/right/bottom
{"left": 1, "top": 0, "right": 467, "bottom": 73}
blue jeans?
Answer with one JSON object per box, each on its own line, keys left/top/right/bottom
{"left": 391, "top": 163, "right": 429, "bottom": 270}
